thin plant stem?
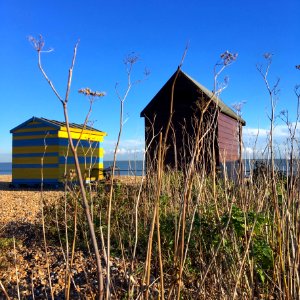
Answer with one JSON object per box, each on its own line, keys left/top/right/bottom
{"left": 31, "top": 36, "right": 104, "bottom": 299}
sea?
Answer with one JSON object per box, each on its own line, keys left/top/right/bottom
{"left": 0, "top": 162, "right": 12, "bottom": 175}
{"left": 0, "top": 161, "right": 145, "bottom": 176}
{"left": 0, "top": 159, "right": 297, "bottom": 177}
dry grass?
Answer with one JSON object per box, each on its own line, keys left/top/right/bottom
{"left": 0, "top": 163, "right": 300, "bottom": 299}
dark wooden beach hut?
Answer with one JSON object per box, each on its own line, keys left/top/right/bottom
{"left": 140, "top": 69, "right": 246, "bottom": 172}
{"left": 10, "top": 117, "right": 107, "bottom": 186}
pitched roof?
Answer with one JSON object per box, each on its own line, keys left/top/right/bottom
{"left": 10, "top": 116, "right": 106, "bottom": 134}
{"left": 141, "top": 69, "right": 246, "bottom": 125}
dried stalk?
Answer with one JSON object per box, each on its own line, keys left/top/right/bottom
{"left": 106, "top": 53, "right": 140, "bottom": 299}
{"left": 40, "top": 135, "right": 54, "bottom": 300}
{"left": 30, "top": 35, "right": 104, "bottom": 299}
{"left": 13, "top": 237, "right": 20, "bottom": 300}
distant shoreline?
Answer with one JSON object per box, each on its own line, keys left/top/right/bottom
{"left": 0, "top": 161, "right": 145, "bottom": 176}
{"left": 0, "top": 159, "right": 296, "bottom": 177}
{"left": 0, "top": 174, "right": 11, "bottom": 182}
{"left": 0, "top": 174, "right": 143, "bottom": 186}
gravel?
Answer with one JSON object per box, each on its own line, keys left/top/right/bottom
{"left": 0, "top": 175, "right": 139, "bottom": 299}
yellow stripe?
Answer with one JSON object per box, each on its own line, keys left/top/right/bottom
{"left": 59, "top": 127, "right": 106, "bottom": 135}
{"left": 59, "top": 126, "right": 105, "bottom": 134}
{"left": 58, "top": 162, "right": 104, "bottom": 169}
{"left": 12, "top": 164, "right": 104, "bottom": 180}
{"left": 13, "top": 168, "right": 58, "bottom": 179}
{"left": 12, "top": 145, "right": 103, "bottom": 156}
{"left": 59, "top": 147, "right": 104, "bottom": 157}
{"left": 58, "top": 163, "right": 104, "bottom": 172}
{"left": 58, "top": 163, "right": 104, "bottom": 180}
{"left": 58, "top": 130, "right": 105, "bottom": 141}
{"left": 99, "top": 147, "right": 104, "bottom": 157}
{"left": 13, "top": 126, "right": 56, "bottom": 133}
{"left": 13, "top": 157, "right": 58, "bottom": 164}
{"left": 13, "top": 134, "right": 58, "bottom": 140}
{"left": 12, "top": 146, "right": 59, "bottom": 154}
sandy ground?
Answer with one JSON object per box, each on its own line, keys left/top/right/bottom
{"left": 0, "top": 175, "right": 11, "bottom": 183}
{"left": 0, "top": 175, "right": 144, "bottom": 226}
{"left": 0, "top": 175, "right": 133, "bottom": 298}
{"left": 0, "top": 175, "right": 63, "bottom": 226}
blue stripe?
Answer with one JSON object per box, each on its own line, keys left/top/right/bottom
{"left": 16, "top": 123, "right": 57, "bottom": 130}
{"left": 12, "top": 179, "right": 59, "bottom": 184}
{"left": 59, "top": 139, "right": 100, "bottom": 147}
{"left": 13, "top": 138, "right": 60, "bottom": 147}
{"left": 12, "top": 164, "right": 58, "bottom": 168}
{"left": 13, "top": 138, "right": 100, "bottom": 148}
{"left": 58, "top": 156, "right": 102, "bottom": 164}
{"left": 13, "top": 152, "right": 59, "bottom": 158}
{"left": 13, "top": 130, "right": 58, "bottom": 137}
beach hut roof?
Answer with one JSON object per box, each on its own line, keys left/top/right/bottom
{"left": 10, "top": 116, "right": 106, "bottom": 135}
{"left": 140, "top": 69, "right": 246, "bottom": 125}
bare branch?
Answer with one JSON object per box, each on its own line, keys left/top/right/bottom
{"left": 213, "top": 50, "right": 238, "bottom": 95}
{"left": 65, "top": 40, "right": 80, "bottom": 103}
{"left": 30, "top": 36, "right": 105, "bottom": 299}
{"left": 232, "top": 100, "right": 247, "bottom": 116}
{"left": 106, "top": 52, "right": 145, "bottom": 299}
{"left": 76, "top": 88, "right": 106, "bottom": 149}
{"left": 37, "top": 51, "right": 64, "bottom": 103}
{"left": 29, "top": 35, "right": 64, "bottom": 103}
{"left": 179, "top": 41, "right": 189, "bottom": 69}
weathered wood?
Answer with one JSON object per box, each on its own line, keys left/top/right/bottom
{"left": 141, "top": 70, "right": 245, "bottom": 171}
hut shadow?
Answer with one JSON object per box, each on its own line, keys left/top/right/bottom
{"left": 0, "top": 180, "right": 64, "bottom": 192}
{"left": 0, "top": 221, "right": 43, "bottom": 246}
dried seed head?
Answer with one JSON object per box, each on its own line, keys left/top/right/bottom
{"left": 78, "top": 88, "right": 106, "bottom": 97}
{"left": 124, "top": 52, "right": 139, "bottom": 65}
{"left": 28, "top": 35, "right": 45, "bottom": 51}
{"left": 263, "top": 52, "right": 273, "bottom": 60}
{"left": 220, "top": 51, "right": 238, "bottom": 65}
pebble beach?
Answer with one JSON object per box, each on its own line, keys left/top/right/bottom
{"left": 0, "top": 175, "right": 63, "bottom": 226}
{"left": 0, "top": 174, "right": 138, "bottom": 298}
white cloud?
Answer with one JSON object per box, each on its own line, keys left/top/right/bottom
{"left": 243, "top": 128, "right": 269, "bottom": 137}
{"left": 243, "top": 147, "right": 254, "bottom": 155}
{"left": 243, "top": 123, "right": 300, "bottom": 159}
{"left": 244, "top": 123, "right": 300, "bottom": 140}
{"left": 103, "top": 139, "right": 145, "bottom": 160}
{"left": 103, "top": 139, "right": 144, "bottom": 148}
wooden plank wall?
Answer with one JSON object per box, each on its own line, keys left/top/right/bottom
{"left": 218, "top": 113, "right": 239, "bottom": 162}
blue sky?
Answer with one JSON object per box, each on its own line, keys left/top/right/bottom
{"left": 0, "top": 0, "right": 299, "bottom": 162}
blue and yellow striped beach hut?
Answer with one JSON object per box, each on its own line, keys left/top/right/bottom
{"left": 10, "top": 117, "right": 106, "bottom": 186}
